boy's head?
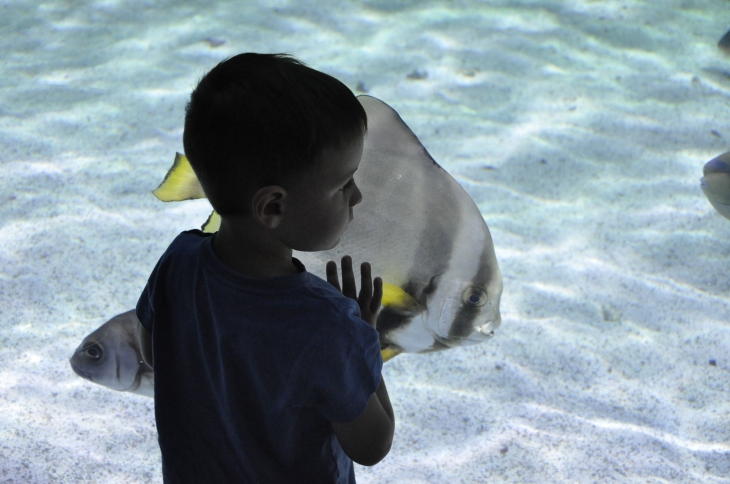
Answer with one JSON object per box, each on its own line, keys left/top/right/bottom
{"left": 182, "top": 53, "right": 367, "bottom": 220}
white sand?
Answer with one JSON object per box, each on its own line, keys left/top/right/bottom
{"left": 1, "top": 0, "right": 729, "bottom": 482}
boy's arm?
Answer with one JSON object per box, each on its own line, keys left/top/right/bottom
{"left": 136, "top": 317, "right": 154, "bottom": 368}
{"left": 331, "top": 376, "right": 394, "bottom": 466}
{"left": 326, "top": 256, "right": 395, "bottom": 466}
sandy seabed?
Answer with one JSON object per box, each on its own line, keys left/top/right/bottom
{"left": 1, "top": 0, "right": 730, "bottom": 482}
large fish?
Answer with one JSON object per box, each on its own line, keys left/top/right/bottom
{"left": 701, "top": 151, "right": 730, "bottom": 221}
{"left": 69, "top": 310, "right": 154, "bottom": 397}
{"left": 156, "top": 95, "right": 503, "bottom": 357}
{"left": 71, "top": 95, "right": 502, "bottom": 397}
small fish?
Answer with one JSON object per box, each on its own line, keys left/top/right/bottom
{"left": 719, "top": 28, "right": 730, "bottom": 55}
{"left": 701, "top": 151, "right": 730, "bottom": 221}
{"left": 69, "top": 310, "right": 153, "bottom": 397}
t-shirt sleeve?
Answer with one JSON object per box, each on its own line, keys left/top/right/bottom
{"left": 135, "top": 281, "right": 154, "bottom": 332}
{"left": 134, "top": 231, "right": 194, "bottom": 333}
{"left": 136, "top": 255, "right": 165, "bottom": 333}
{"left": 303, "top": 304, "right": 383, "bottom": 424}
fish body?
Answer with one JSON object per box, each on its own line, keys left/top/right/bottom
{"left": 701, "top": 151, "right": 730, "bottom": 221}
{"left": 295, "top": 96, "right": 502, "bottom": 354}
{"left": 69, "top": 310, "right": 153, "bottom": 397}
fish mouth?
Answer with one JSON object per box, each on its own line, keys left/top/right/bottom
{"left": 700, "top": 177, "right": 708, "bottom": 189}
{"left": 473, "top": 319, "right": 500, "bottom": 337}
{"left": 459, "top": 320, "right": 499, "bottom": 344}
{"left": 446, "top": 317, "right": 501, "bottom": 346}
{"left": 69, "top": 361, "right": 92, "bottom": 380}
{"left": 428, "top": 316, "right": 501, "bottom": 348}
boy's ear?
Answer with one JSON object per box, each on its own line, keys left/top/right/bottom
{"left": 251, "top": 185, "right": 287, "bottom": 229}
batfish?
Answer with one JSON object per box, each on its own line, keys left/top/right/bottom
{"left": 701, "top": 151, "right": 730, "bottom": 221}
{"left": 71, "top": 95, "right": 502, "bottom": 396}
{"left": 69, "top": 310, "right": 154, "bottom": 397}
{"left": 156, "top": 95, "right": 502, "bottom": 358}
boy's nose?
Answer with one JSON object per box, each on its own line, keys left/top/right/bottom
{"left": 350, "top": 184, "right": 363, "bottom": 207}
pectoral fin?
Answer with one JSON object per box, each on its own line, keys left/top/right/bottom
{"left": 152, "top": 153, "right": 206, "bottom": 201}
{"left": 381, "top": 282, "right": 421, "bottom": 312}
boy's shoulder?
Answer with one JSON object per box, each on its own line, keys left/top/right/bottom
{"left": 165, "top": 229, "right": 360, "bottom": 304}
{"left": 151, "top": 229, "right": 208, "bottom": 268}
{"left": 167, "top": 228, "right": 209, "bottom": 254}
{"left": 161, "top": 229, "right": 360, "bottom": 315}
{"left": 300, "top": 270, "right": 359, "bottom": 310}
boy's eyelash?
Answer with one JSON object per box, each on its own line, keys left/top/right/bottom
{"left": 342, "top": 179, "right": 355, "bottom": 189}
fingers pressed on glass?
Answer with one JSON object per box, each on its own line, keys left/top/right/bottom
{"left": 360, "top": 262, "right": 372, "bottom": 301}
{"left": 341, "top": 256, "right": 356, "bottom": 299}
{"left": 371, "top": 277, "right": 383, "bottom": 313}
{"left": 326, "top": 261, "right": 340, "bottom": 291}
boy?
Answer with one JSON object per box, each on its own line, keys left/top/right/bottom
{"left": 135, "top": 53, "right": 395, "bottom": 483}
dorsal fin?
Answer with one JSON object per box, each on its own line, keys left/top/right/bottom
{"left": 152, "top": 153, "right": 206, "bottom": 202}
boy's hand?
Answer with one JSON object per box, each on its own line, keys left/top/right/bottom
{"left": 326, "top": 256, "right": 382, "bottom": 329}
{"left": 327, "top": 256, "right": 394, "bottom": 466}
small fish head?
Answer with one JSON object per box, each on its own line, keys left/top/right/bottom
{"left": 69, "top": 314, "right": 145, "bottom": 392}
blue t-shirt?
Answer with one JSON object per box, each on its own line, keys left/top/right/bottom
{"left": 136, "top": 230, "right": 382, "bottom": 484}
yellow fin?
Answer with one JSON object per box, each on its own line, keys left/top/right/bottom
{"left": 152, "top": 153, "right": 206, "bottom": 201}
{"left": 381, "top": 282, "right": 420, "bottom": 311}
{"left": 201, "top": 211, "right": 221, "bottom": 233}
{"left": 381, "top": 347, "right": 402, "bottom": 362}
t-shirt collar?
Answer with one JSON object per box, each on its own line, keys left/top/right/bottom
{"left": 201, "top": 235, "right": 310, "bottom": 292}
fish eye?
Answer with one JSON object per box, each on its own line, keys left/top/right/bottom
{"left": 83, "top": 344, "right": 102, "bottom": 361}
{"left": 462, "top": 286, "right": 488, "bottom": 307}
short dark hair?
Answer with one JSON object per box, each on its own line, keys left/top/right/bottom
{"left": 182, "top": 53, "right": 367, "bottom": 217}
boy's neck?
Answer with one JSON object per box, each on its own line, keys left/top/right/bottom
{"left": 211, "top": 220, "right": 300, "bottom": 278}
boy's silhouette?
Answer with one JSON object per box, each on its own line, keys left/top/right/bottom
{"left": 136, "top": 53, "right": 394, "bottom": 483}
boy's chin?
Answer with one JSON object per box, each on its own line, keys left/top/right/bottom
{"left": 326, "top": 238, "right": 341, "bottom": 250}
{"left": 292, "top": 225, "right": 347, "bottom": 252}
{"left": 292, "top": 236, "right": 340, "bottom": 253}
{"left": 313, "top": 238, "right": 341, "bottom": 252}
